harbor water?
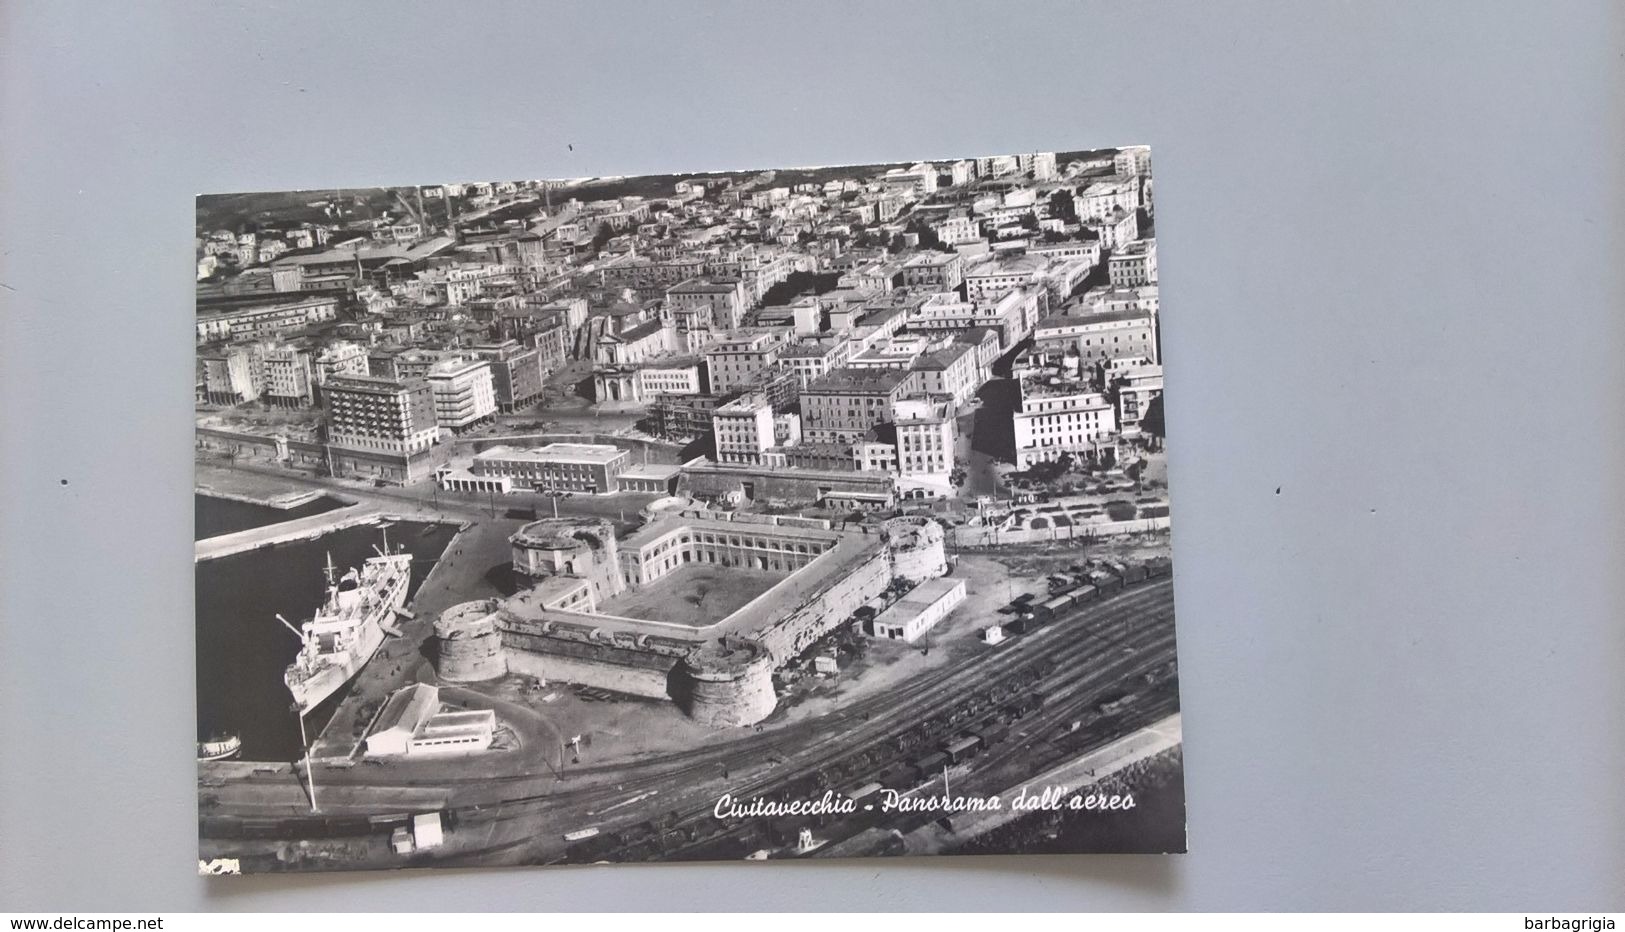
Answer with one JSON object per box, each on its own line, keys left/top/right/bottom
{"left": 195, "top": 508, "right": 458, "bottom": 761}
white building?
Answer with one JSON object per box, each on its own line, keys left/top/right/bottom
{"left": 427, "top": 358, "right": 497, "bottom": 431}
{"left": 882, "top": 162, "right": 939, "bottom": 197}
{"left": 712, "top": 394, "right": 775, "bottom": 465}
{"left": 635, "top": 360, "right": 705, "bottom": 397}
{"left": 1031, "top": 151, "right": 1058, "bottom": 181}
{"left": 1086, "top": 208, "right": 1139, "bottom": 249}
{"left": 894, "top": 397, "right": 957, "bottom": 484}
{"left": 701, "top": 330, "right": 788, "bottom": 393}
{"left": 365, "top": 684, "right": 496, "bottom": 759}
{"left": 871, "top": 577, "right": 967, "bottom": 643}
{"left": 1012, "top": 379, "right": 1119, "bottom": 469}
{"left": 933, "top": 214, "right": 981, "bottom": 246}
{"left": 459, "top": 442, "right": 631, "bottom": 494}
{"left": 964, "top": 256, "right": 1046, "bottom": 303}
{"left": 1111, "top": 362, "right": 1164, "bottom": 434}
{"left": 314, "top": 340, "right": 370, "bottom": 385}
{"left": 1074, "top": 177, "right": 1142, "bottom": 221}
{"left": 1114, "top": 145, "right": 1153, "bottom": 177}
{"left": 1035, "top": 308, "right": 1159, "bottom": 367}
{"left": 1108, "top": 238, "right": 1158, "bottom": 287}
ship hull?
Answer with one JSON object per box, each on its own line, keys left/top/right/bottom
{"left": 284, "top": 554, "right": 413, "bottom": 715}
{"left": 197, "top": 736, "right": 242, "bottom": 761}
{"left": 286, "top": 616, "right": 390, "bottom": 713}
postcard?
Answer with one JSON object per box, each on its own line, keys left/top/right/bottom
{"left": 194, "top": 145, "right": 1182, "bottom": 874}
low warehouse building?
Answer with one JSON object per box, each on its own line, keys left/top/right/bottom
{"left": 365, "top": 683, "right": 497, "bottom": 758}
{"left": 870, "top": 576, "right": 968, "bottom": 643}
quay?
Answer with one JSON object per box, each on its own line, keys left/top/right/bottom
{"left": 194, "top": 503, "right": 383, "bottom": 562}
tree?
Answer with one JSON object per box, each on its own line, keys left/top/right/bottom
{"left": 1048, "top": 190, "right": 1077, "bottom": 224}
{"left": 1140, "top": 395, "right": 1166, "bottom": 443}
{"left": 906, "top": 218, "right": 947, "bottom": 252}
{"left": 588, "top": 221, "right": 614, "bottom": 256}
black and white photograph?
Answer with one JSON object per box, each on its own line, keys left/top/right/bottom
{"left": 6, "top": 0, "right": 1622, "bottom": 917}
{"left": 191, "top": 147, "right": 1181, "bottom": 873}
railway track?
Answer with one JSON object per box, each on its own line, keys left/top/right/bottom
{"left": 202, "top": 576, "right": 1179, "bottom": 865}
{"left": 543, "top": 581, "right": 1179, "bottom": 863}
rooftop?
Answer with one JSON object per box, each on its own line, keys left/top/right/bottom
{"left": 912, "top": 343, "right": 974, "bottom": 370}
{"left": 372, "top": 683, "right": 439, "bottom": 735}
{"left": 806, "top": 366, "right": 915, "bottom": 395}
{"left": 1037, "top": 308, "right": 1154, "bottom": 331}
{"left": 779, "top": 341, "right": 842, "bottom": 359}
{"left": 476, "top": 442, "right": 628, "bottom": 464}
{"left": 668, "top": 278, "right": 743, "bottom": 294}
{"left": 325, "top": 374, "right": 423, "bottom": 394}
{"left": 876, "top": 577, "right": 966, "bottom": 622}
{"left": 614, "top": 318, "right": 668, "bottom": 343}
{"left": 619, "top": 462, "right": 684, "bottom": 480}
{"left": 966, "top": 255, "right": 1044, "bottom": 276}
{"left": 717, "top": 394, "right": 773, "bottom": 415}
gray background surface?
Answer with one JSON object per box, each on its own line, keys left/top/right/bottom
{"left": 2, "top": 0, "right": 1622, "bottom": 912}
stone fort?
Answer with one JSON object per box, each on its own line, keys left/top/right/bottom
{"left": 432, "top": 510, "right": 949, "bottom": 727}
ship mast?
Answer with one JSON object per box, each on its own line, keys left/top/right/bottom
{"left": 297, "top": 702, "right": 319, "bottom": 814}
{"left": 323, "top": 551, "right": 337, "bottom": 587}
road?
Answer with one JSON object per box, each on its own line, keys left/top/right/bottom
{"left": 198, "top": 458, "right": 661, "bottom": 526}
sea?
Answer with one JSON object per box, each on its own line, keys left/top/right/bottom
{"left": 194, "top": 495, "right": 457, "bottom": 761}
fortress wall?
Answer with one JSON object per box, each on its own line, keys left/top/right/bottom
{"left": 499, "top": 627, "right": 679, "bottom": 700}
{"left": 504, "top": 652, "right": 672, "bottom": 699}
{"left": 754, "top": 549, "right": 892, "bottom": 663}
{"left": 680, "top": 468, "right": 891, "bottom": 504}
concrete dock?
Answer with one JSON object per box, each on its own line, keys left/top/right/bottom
{"left": 194, "top": 502, "right": 385, "bottom": 562}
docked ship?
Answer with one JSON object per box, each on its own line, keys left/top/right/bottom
{"left": 283, "top": 531, "right": 415, "bottom": 714}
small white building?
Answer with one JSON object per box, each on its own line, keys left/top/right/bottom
{"left": 366, "top": 684, "right": 496, "bottom": 758}
{"left": 412, "top": 813, "right": 445, "bottom": 849}
{"left": 870, "top": 577, "right": 968, "bottom": 643}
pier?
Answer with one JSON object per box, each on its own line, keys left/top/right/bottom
{"left": 194, "top": 503, "right": 384, "bottom": 562}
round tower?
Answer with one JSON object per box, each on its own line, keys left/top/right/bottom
{"left": 432, "top": 599, "right": 508, "bottom": 682}
{"left": 882, "top": 515, "right": 948, "bottom": 581}
{"left": 676, "top": 637, "right": 776, "bottom": 728}
{"left": 509, "top": 517, "right": 625, "bottom": 602}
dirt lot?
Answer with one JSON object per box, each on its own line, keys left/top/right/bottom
{"left": 596, "top": 564, "right": 788, "bottom": 626}
{"left": 978, "top": 529, "right": 1173, "bottom": 578}
{"left": 478, "top": 673, "right": 732, "bottom": 765}
{"left": 767, "top": 554, "right": 1025, "bottom": 725}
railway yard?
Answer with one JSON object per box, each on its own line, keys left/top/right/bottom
{"left": 198, "top": 565, "right": 1180, "bottom": 870}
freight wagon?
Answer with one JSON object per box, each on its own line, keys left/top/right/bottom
{"left": 1036, "top": 594, "right": 1073, "bottom": 620}
{"left": 1004, "top": 615, "right": 1037, "bottom": 635}
{"left": 1113, "top": 561, "right": 1148, "bottom": 585}
{"left": 845, "top": 782, "right": 884, "bottom": 807}
{"left": 940, "top": 734, "right": 983, "bottom": 765}
{"left": 1087, "top": 570, "right": 1122, "bottom": 594}
{"left": 971, "top": 721, "right": 1011, "bottom": 748}
{"left": 908, "top": 751, "right": 950, "bottom": 783}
